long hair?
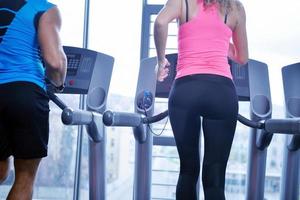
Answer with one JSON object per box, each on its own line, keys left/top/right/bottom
{"left": 204, "top": 0, "right": 231, "bottom": 10}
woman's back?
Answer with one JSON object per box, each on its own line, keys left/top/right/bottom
{"left": 178, "top": 0, "right": 239, "bottom": 29}
{"left": 176, "top": 0, "right": 233, "bottom": 79}
{"left": 154, "top": 0, "right": 248, "bottom": 81}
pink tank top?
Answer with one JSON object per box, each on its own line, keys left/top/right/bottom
{"left": 176, "top": 2, "right": 232, "bottom": 79}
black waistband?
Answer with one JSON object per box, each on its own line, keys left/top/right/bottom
{"left": 175, "top": 73, "right": 234, "bottom": 87}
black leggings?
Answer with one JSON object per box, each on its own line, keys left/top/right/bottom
{"left": 168, "top": 74, "right": 238, "bottom": 200}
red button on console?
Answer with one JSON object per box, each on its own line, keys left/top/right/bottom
{"left": 69, "top": 80, "right": 75, "bottom": 85}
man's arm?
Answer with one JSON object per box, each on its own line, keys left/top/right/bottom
{"left": 38, "top": 6, "right": 67, "bottom": 87}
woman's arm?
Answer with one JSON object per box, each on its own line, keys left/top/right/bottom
{"left": 230, "top": 0, "right": 248, "bottom": 65}
{"left": 154, "top": 0, "right": 181, "bottom": 81}
{"left": 154, "top": 0, "right": 181, "bottom": 63}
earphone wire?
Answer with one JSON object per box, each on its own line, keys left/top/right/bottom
{"left": 143, "top": 107, "right": 168, "bottom": 136}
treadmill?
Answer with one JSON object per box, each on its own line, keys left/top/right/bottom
{"left": 103, "top": 54, "right": 300, "bottom": 200}
{"left": 48, "top": 46, "right": 114, "bottom": 200}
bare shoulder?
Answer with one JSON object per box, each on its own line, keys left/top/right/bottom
{"left": 228, "top": 0, "right": 246, "bottom": 27}
{"left": 165, "top": 0, "right": 182, "bottom": 14}
{"left": 39, "top": 5, "right": 61, "bottom": 29}
{"left": 231, "top": 0, "right": 246, "bottom": 17}
{"left": 41, "top": 6, "right": 60, "bottom": 21}
{"left": 232, "top": 0, "right": 244, "bottom": 8}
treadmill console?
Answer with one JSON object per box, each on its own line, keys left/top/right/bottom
{"left": 155, "top": 53, "right": 178, "bottom": 98}
{"left": 62, "top": 46, "right": 97, "bottom": 94}
{"left": 155, "top": 54, "right": 251, "bottom": 101}
{"left": 229, "top": 59, "right": 250, "bottom": 101}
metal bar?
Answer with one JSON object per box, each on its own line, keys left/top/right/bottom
{"left": 103, "top": 111, "right": 142, "bottom": 127}
{"left": 82, "top": 0, "right": 90, "bottom": 49}
{"left": 62, "top": 108, "right": 93, "bottom": 125}
{"left": 133, "top": 125, "right": 153, "bottom": 200}
{"left": 246, "top": 60, "right": 272, "bottom": 200}
{"left": 73, "top": 0, "right": 90, "bottom": 198}
{"left": 264, "top": 118, "right": 300, "bottom": 134}
{"left": 89, "top": 134, "right": 106, "bottom": 200}
{"left": 280, "top": 136, "right": 300, "bottom": 200}
{"left": 73, "top": 95, "right": 85, "bottom": 200}
{"left": 47, "top": 91, "right": 67, "bottom": 110}
{"left": 153, "top": 136, "right": 176, "bottom": 146}
{"left": 152, "top": 169, "right": 179, "bottom": 173}
{"left": 280, "top": 63, "right": 300, "bottom": 200}
{"left": 152, "top": 183, "right": 177, "bottom": 187}
{"left": 140, "top": 0, "right": 150, "bottom": 59}
{"left": 152, "top": 155, "right": 179, "bottom": 159}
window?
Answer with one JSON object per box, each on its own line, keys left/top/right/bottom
{"left": 78, "top": 0, "right": 144, "bottom": 198}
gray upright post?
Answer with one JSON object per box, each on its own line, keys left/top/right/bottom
{"left": 246, "top": 60, "right": 272, "bottom": 200}
{"left": 87, "top": 53, "right": 114, "bottom": 200}
{"left": 280, "top": 63, "right": 300, "bottom": 200}
{"left": 133, "top": 57, "right": 157, "bottom": 200}
{"left": 73, "top": 0, "right": 90, "bottom": 199}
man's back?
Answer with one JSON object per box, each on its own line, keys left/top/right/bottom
{"left": 0, "top": 0, "right": 54, "bottom": 89}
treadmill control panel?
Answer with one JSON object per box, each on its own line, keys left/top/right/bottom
{"left": 229, "top": 59, "right": 250, "bottom": 101}
{"left": 155, "top": 53, "right": 251, "bottom": 101}
{"left": 66, "top": 53, "right": 81, "bottom": 75}
{"left": 155, "top": 53, "right": 177, "bottom": 98}
{"left": 62, "top": 46, "right": 97, "bottom": 94}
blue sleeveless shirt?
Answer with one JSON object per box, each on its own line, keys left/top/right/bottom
{"left": 0, "top": 0, "right": 55, "bottom": 89}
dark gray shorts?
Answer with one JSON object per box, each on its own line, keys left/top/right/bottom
{"left": 0, "top": 81, "right": 50, "bottom": 160}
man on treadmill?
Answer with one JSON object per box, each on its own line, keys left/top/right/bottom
{"left": 0, "top": 0, "right": 66, "bottom": 199}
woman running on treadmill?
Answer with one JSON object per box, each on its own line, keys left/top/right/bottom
{"left": 154, "top": 0, "right": 248, "bottom": 199}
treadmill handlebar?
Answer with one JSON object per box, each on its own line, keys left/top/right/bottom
{"left": 62, "top": 107, "right": 93, "bottom": 125}
{"left": 142, "top": 110, "right": 169, "bottom": 124}
{"left": 102, "top": 110, "right": 169, "bottom": 127}
{"left": 47, "top": 88, "right": 95, "bottom": 126}
{"left": 49, "top": 90, "right": 300, "bottom": 135}
{"left": 237, "top": 114, "right": 264, "bottom": 129}
{"left": 103, "top": 110, "right": 261, "bottom": 128}
{"left": 103, "top": 110, "right": 142, "bottom": 127}
{"left": 264, "top": 118, "right": 300, "bottom": 134}
{"left": 103, "top": 110, "right": 300, "bottom": 135}
{"left": 237, "top": 114, "right": 300, "bottom": 134}
{"left": 47, "top": 90, "right": 67, "bottom": 110}
{"left": 102, "top": 109, "right": 265, "bottom": 129}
